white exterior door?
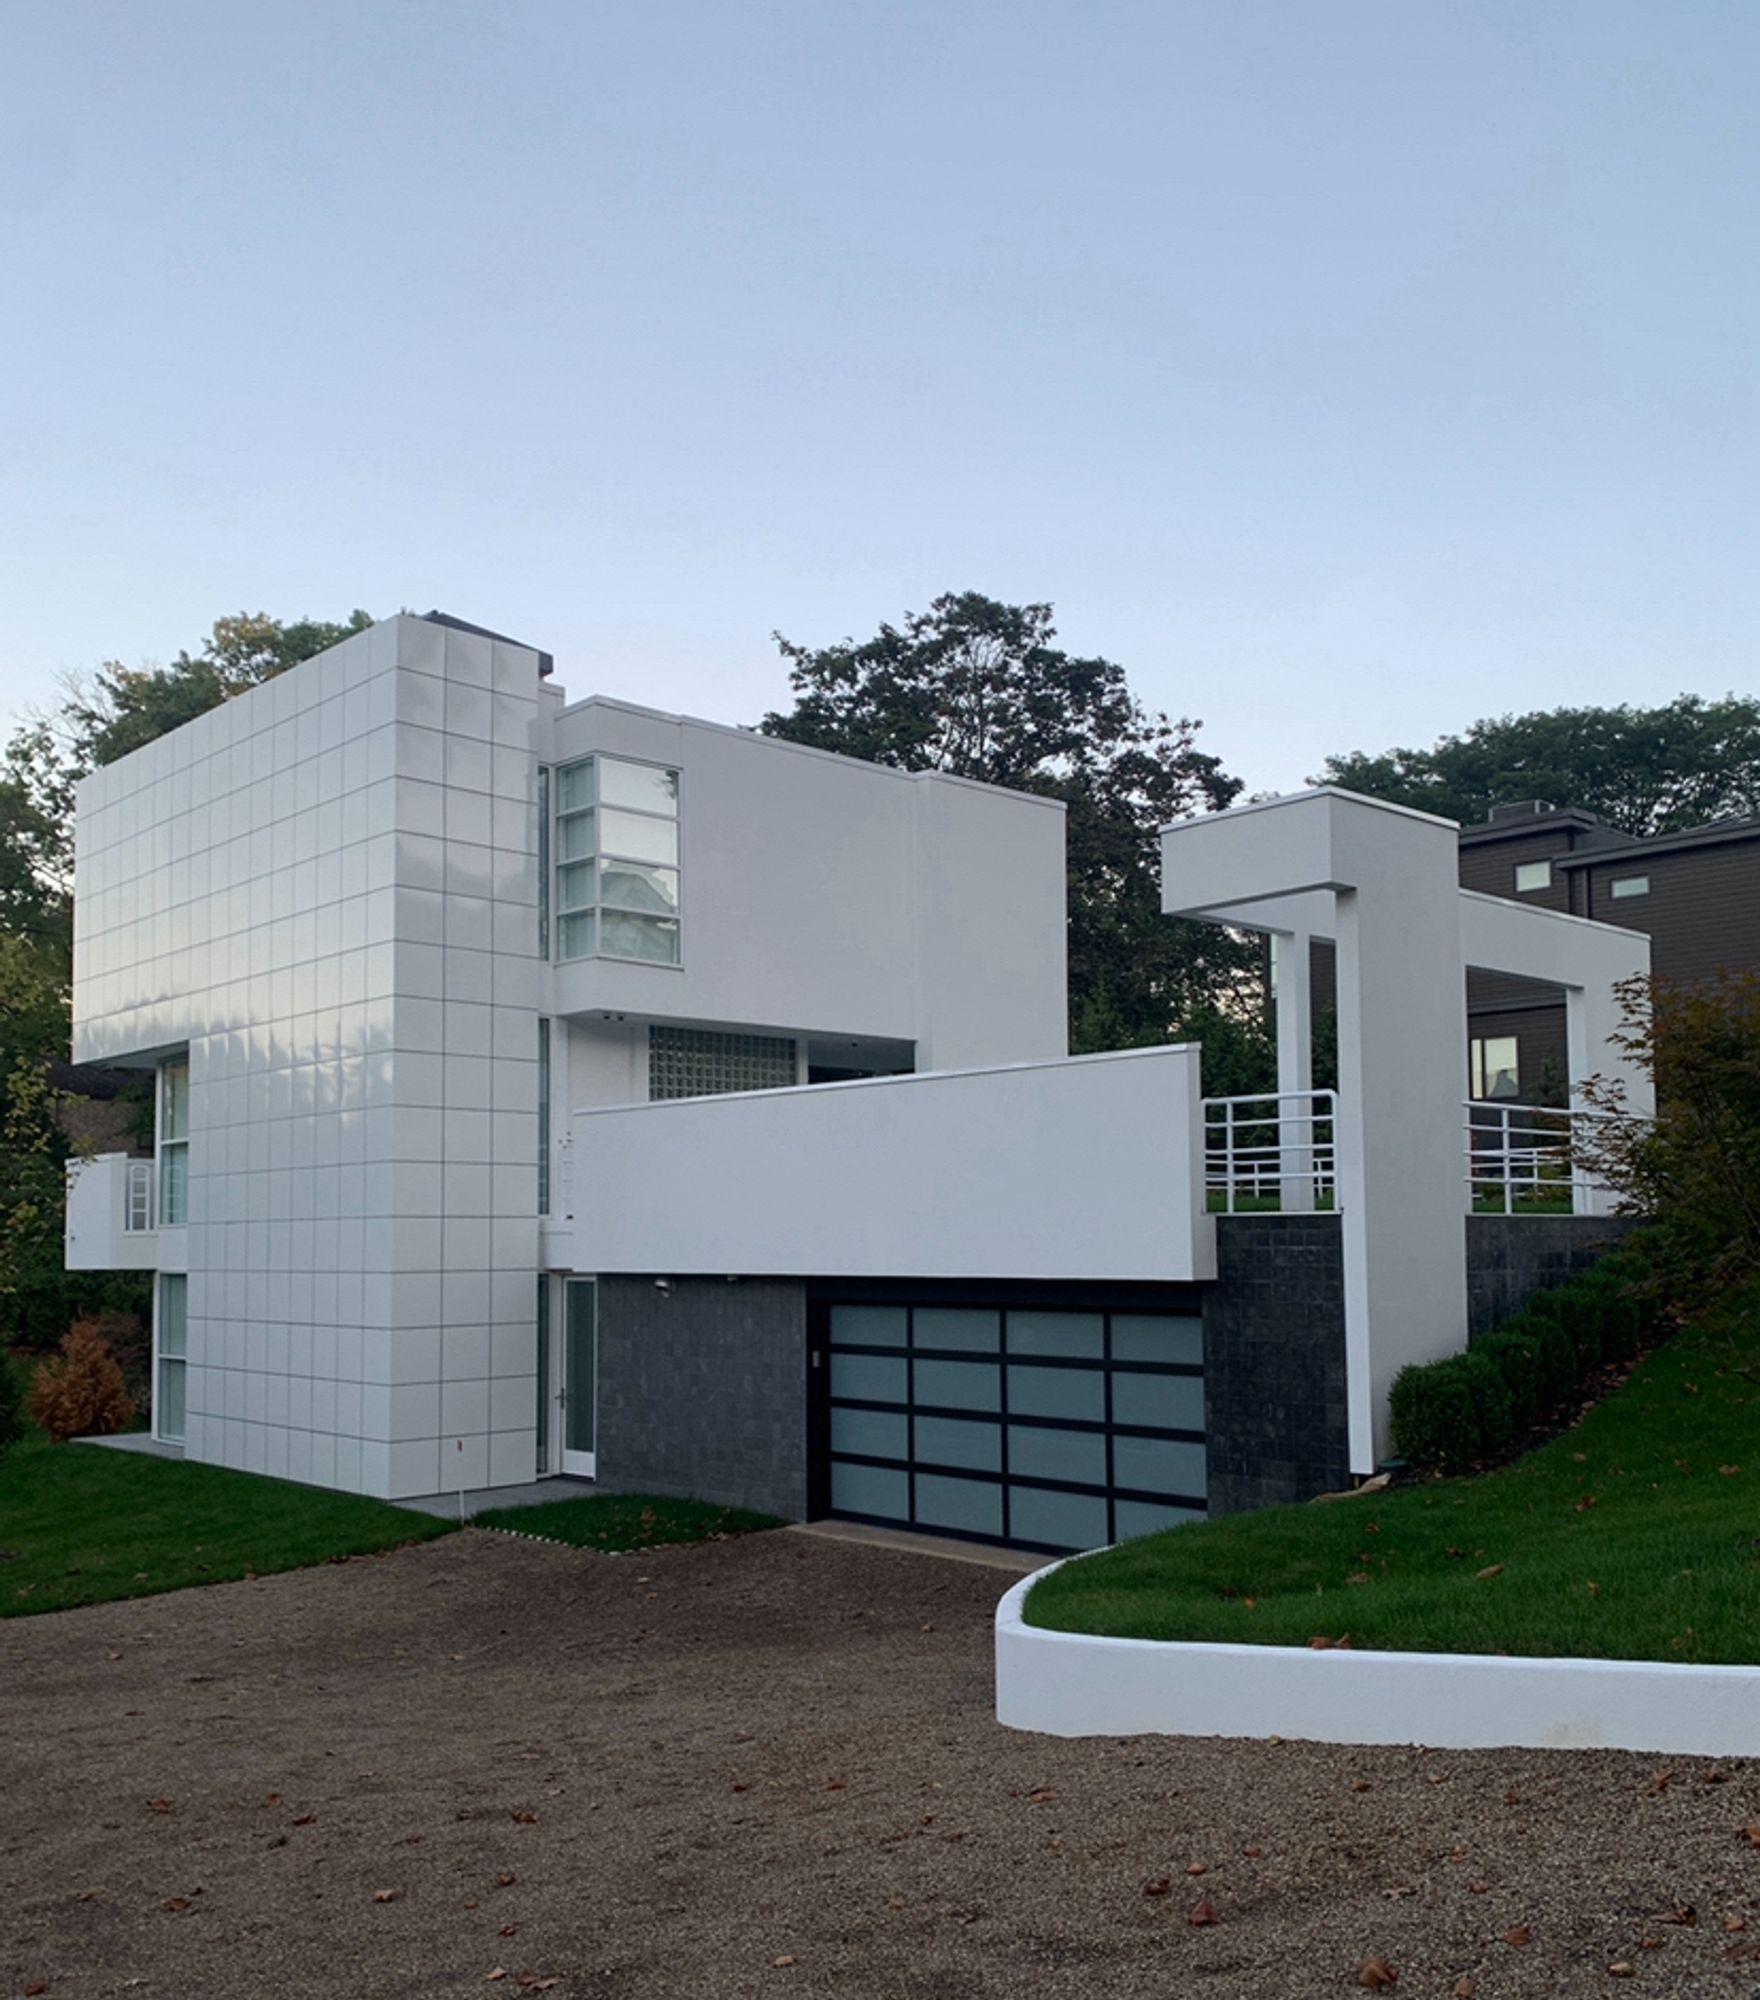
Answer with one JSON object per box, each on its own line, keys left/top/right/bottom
{"left": 559, "top": 1279, "right": 596, "bottom": 1479}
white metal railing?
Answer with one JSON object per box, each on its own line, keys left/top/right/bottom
{"left": 1464, "top": 1099, "right": 1617, "bottom": 1216}
{"left": 1203, "top": 1091, "right": 1339, "bottom": 1214}
{"left": 124, "top": 1159, "right": 155, "bottom": 1232}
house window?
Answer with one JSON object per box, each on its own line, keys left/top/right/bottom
{"left": 156, "top": 1273, "right": 187, "bottom": 1444}
{"left": 1610, "top": 875, "right": 1650, "bottom": 899}
{"left": 538, "top": 1017, "right": 551, "bottom": 1216}
{"left": 536, "top": 766, "right": 550, "bottom": 957}
{"left": 1470, "top": 1036, "right": 1520, "bottom": 1101}
{"left": 554, "top": 756, "right": 681, "bottom": 965}
{"left": 1514, "top": 860, "right": 1551, "bottom": 893}
{"left": 648, "top": 1027, "right": 798, "bottom": 1100}
{"left": 158, "top": 1059, "right": 190, "bottom": 1226}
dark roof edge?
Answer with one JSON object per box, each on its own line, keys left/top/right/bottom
{"left": 422, "top": 610, "right": 554, "bottom": 678}
{"left": 1457, "top": 805, "right": 1620, "bottom": 843}
{"left": 1555, "top": 815, "right": 1760, "bottom": 867}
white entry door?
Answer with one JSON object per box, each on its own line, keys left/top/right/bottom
{"left": 559, "top": 1279, "right": 596, "bottom": 1479}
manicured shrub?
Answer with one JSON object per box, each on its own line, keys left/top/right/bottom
{"left": 1389, "top": 1355, "right": 1483, "bottom": 1472}
{"left": 1458, "top": 1348, "right": 1515, "bottom": 1459}
{"left": 1554, "top": 1285, "right": 1607, "bottom": 1373}
{"left": 1476, "top": 1327, "right": 1546, "bottom": 1431}
{"left": 26, "top": 1320, "right": 135, "bottom": 1444}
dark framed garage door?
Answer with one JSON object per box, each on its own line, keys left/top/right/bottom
{"left": 809, "top": 1290, "right": 1206, "bottom": 1554}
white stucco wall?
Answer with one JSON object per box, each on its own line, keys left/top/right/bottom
{"left": 565, "top": 1044, "right": 1215, "bottom": 1283}
{"left": 70, "top": 615, "right": 543, "bottom": 1498}
{"left": 543, "top": 697, "right": 1069, "bottom": 1069}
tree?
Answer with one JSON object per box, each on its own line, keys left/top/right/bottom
{"left": 1577, "top": 971, "right": 1760, "bottom": 1297}
{"left": 1319, "top": 695, "right": 1760, "bottom": 837}
{"left": 761, "top": 591, "right": 1267, "bottom": 1058}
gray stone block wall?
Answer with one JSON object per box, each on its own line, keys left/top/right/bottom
{"left": 1202, "top": 1215, "right": 1349, "bottom": 1515}
{"left": 594, "top": 1276, "right": 809, "bottom": 1520}
{"left": 1466, "top": 1214, "right": 1641, "bottom": 1336}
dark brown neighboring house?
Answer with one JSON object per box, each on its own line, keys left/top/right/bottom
{"left": 1459, "top": 800, "right": 1760, "bottom": 1103}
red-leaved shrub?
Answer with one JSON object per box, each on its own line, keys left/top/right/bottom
{"left": 27, "top": 1319, "right": 136, "bottom": 1443}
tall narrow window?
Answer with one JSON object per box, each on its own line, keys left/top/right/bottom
{"left": 554, "top": 756, "right": 681, "bottom": 964}
{"left": 535, "top": 1274, "right": 551, "bottom": 1476}
{"left": 536, "top": 766, "right": 551, "bottom": 958}
{"left": 157, "top": 1273, "right": 187, "bottom": 1444}
{"left": 537, "top": 1017, "right": 551, "bottom": 1216}
{"left": 158, "top": 1060, "right": 190, "bottom": 1226}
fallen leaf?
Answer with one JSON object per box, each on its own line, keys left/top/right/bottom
{"left": 1143, "top": 1876, "right": 1171, "bottom": 1897}
{"left": 772, "top": 1955, "right": 798, "bottom": 1968}
{"left": 292, "top": 1814, "right": 315, "bottom": 1826}
{"left": 1469, "top": 1880, "right": 1491, "bottom": 1894}
{"left": 1721, "top": 1465, "right": 1740, "bottom": 1476}
{"left": 514, "top": 1977, "right": 559, "bottom": 1993}
{"left": 1657, "top": 1902, "right": 1697, "bottom": 1926}
{"left": 1640, "top": 1935, "right": 1661, "bottom": 1950}
{"left": 1476, "top": 1564, "right": 1504, "bottom": 1580}
{"left": 486, "top": 1975, "right": 507, "bottom": 1986}
{"left": 1027, "top": 1787, "right": 1057, "bottom": 1804}
{"left": 1740, "top": 1825, "right": 1760, "bottom": 1847}
{"left": 1242, "top": 1845, "right": 1263, "bottom": 1859}
{"left": 1187, "top": 1899, "right": 1219, "bottom": 1927}
{"left": 510, "top": 1810, "right": 539, "bottom": 1825}
{"left": 1185, "top": 1861, "right": 1208, "bottom": 1876}
{"left": 496, "top": 1873, "right": 516, "bottom": 1888}
{"left": 1504, "top": 1923, "right": 1532, "bottom": 1948}
{"left": 1453, "top": 1980, "right": 1476, "bottom": 1999}
{"left": 1350, "top": 1779, "right": 1373, "bottom": 1793}
{"left": 1358, "top": 1955, "right": 1398, "bottom": 1988}
{"left": 499, "top": 1925, "right": 516, "bottom": 1938}
{"left": 1726, "top": 1916, "right": 1747, "bottom": 1934}
{"left": 373, "top": 1888, "right": 401, "bottom": 1904}
{"left": 146, "top": 1799, "right": 174, "bottom": 1814}
{"left": 1608, "top": 1963, "right": 1633, "bottom": 1978}
{"left": 1648, "top": 1771, "right": 1673, "bottom": 1795}
{"left": 160, "top": 1898, "right": 192, "bottom": 1914}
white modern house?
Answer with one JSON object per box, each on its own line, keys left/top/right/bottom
{"left": 66, "top": 612, "right": 1650, "bottom": 1550}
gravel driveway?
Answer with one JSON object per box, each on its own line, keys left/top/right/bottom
{"left": 4, "top": 1526, "right": 1759, "bottom": 1998}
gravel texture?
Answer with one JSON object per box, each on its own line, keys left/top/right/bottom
{"left": 5, "top": 1526, "right": 1760, "bottom": 1998}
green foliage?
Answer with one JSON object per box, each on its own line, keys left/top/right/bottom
{"left": 1578, "top": 972, "right": 1760, "bottom": 1298}
{"left": 0, "top": 1351, "right": 24, "bottom": 1464}
{"left": 1320, "top": 694, "right": 1760, "bottom": 836}
{"left": 760, "top": 591, "right": 1259, "bottom": 1051}
{"left": 1025, "top": 1278, "right": 1760, "bottom": 1664}
{"left": 1388, "top": 1354, "right": 1485, "bottom": 1472}
{"left": 1391, "top": 1243, "right": 1660, "bottom": 1469}
{"left": 475, "top": 1492, "right": 780, "bottom": 1551}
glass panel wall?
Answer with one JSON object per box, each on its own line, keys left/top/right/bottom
{"left": 157, "top": 1273, "right": 188, "bottom": 1443}
{"left": 553, "top": 756, "right": 682, "bottom": 965}
{"left": 158, "top": 1060, "right": 190, "bottom": 1226}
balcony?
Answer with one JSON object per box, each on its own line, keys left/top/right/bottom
{"left": 65, "top": 1153, "right": 162, "bottom": 1271}
{"left": 557, "top": 1044, "right": 1215, "bottom": 1283}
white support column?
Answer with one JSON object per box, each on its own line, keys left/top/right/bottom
{"left": 1272, "top": 929, "right": 1315, "bottom": 1212}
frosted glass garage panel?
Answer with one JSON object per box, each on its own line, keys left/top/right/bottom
{"left": 1009, "top": 1485, "right": 1108, "bottom": 1551}
{"left": 1007, "top": 1311, "right": 1103, "bottom": 1358}
{"left": 1007, "top": 1424, "right": 1106, "bottom": 1486}
{"left": 830, "top": 1306, "right": 906, "bottom": 1348}
{"left": 1007, "top": 1364, "right": 1104, "bottom": 1422}
{"left": 1115, "top": 1498, "right": 1206, "bottom": 1542}
{"left": 831, "top": 1353, "right": 906, "bottom": 1402}
{"left": 914, "top": 1308, "right": 1000, "bottom": 1352}
{"left": 914, "top": 1359, "right": 1000, "bottom": 1411}
{"left": 1111, "top": 1314, "right": 1203, "bottom": 1365}
{"left": 1112, "top": 1370, "right": 1204, "bottom": 1431}
{"left": 914, "top": 1415, "right": 1001, "bottom": 1473}
{"left": 915, "top": 1473, "right": 1003, "bottom": 1539}
{"left": 831, "top": 1407, "right": 908, "bottom": 1459}
{"left": 832, "top": 1461, "right": 908, "bottom": 1518}
{"left": 1112, "top": 1433, "right": 1207, "bottom": 1499}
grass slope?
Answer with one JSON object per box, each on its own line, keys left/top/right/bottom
{"left": 0, "top": 1423, "right": 453, "bottom": 1618}
{"left": 475, "top": 1491, "right": 779, "bottom": 1551}
{"left": 1027, "top": 1282, "right": 1760, "bottom": 1664}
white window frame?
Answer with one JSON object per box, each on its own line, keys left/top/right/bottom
{"left": 553, "top": 754, "right": 682, "bottom": 967}
{"left": 157, "top": 1058, "right": 190, "bottom": 1227}
{"left": 1513, "top": 860, "right": 1551, "bottom": 893}
{"left": 155, "top": 1272, "right": 188, "bottom": 1445}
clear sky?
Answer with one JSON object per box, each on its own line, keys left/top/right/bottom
{"left": 2, "top": 0, "right": 1754, "bottom": 794}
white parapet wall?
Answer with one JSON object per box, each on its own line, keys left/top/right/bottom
{"left": 567, "top": 1043, "right": 1215, "bottom": 1283}
{"left": 996, "top": 1564, "right": 1760, "bottom": 1755}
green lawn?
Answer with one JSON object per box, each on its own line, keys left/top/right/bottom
{"left": 1026, "top": 1281, "right": 1760, "bottom": 1665}
{"left": 476, "top": 1491, "right": 780, "bottom": 1551}
{"left": 0, "top": 1417, "right": 454, "bottom": 1618}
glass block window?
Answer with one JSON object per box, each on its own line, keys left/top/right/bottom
{"left": 158, "top": 1059, "right": 190, "bottom": 1226}
{"left": 648, "top": 1026, "right": 799, "bottom": 1100}
{"left": 157, "top": 1273, "right": 187, "bottom": 1444}
{"left": 554, "top": 756, "right": 681, "bottom": 964}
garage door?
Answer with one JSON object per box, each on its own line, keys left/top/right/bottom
{"left": 817, "top": 1300, "right": 1205, "bottom": 1554}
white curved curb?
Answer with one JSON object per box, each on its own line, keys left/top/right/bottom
{"left": 996, "top": 1559, "right": 1760, "bottom": 1754}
